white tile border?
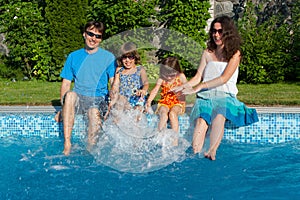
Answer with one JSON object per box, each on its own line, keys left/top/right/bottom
{"left": 0, "top": 106, "right": 60, "bottom": 113}
{"left": 250, "top": 106, "right": 300, "bottom": 113}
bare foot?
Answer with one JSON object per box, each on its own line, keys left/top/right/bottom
{"left": 63, "top": 141, "right": 71, "bottom": 156}
{"left": 172, "top": 138, "right": 178, "bottom": 146}
{"left": 193, "top": 143, "right": 201, "bottom": 154}
{"left": 192, "top": 131, "right": 204, "bottom": 154}
{"left": 86, "top": 143, "right": 94, "bottom": 153}
{"left": 88, "top": 132, "right": 99, "bottom": 146}
{"left": 204, "top": 150, "right": 216, "bottom": 161}
{"left": 136, "top": 114, "right": 142, "bottom": 122}
{"left": 192, "top": 138, "right": 202, "bottom": 154}
{"left": 54, "top": 111, "right": 62, "bottom": 122}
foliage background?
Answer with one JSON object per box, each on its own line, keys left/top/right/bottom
{"left": 0, "top": 0, "right": 299, "bottom": 83}
{"left": 45, "top": 0, "right": 89, "bottom": 81}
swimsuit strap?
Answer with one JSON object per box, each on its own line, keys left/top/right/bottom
{"left": 118, "top": 66, "right": 141, "bottom": 75}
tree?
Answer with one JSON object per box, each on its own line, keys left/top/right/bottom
{"left": 156, "top": 0, "right": 211, "bottom": 77}
{"left": 88, "top": 0, "right": 158, "bottom": 37}
{"left": 238, "top": 1, "right": 291, "bottom": 83}
{"left": 0, "top": 0, "right": 51, "bottom": 80}
{"left": 45, "top": 0, "right": 88, "bottom": 81}
{"left": 288, "top": 0, "right": 300, "bottom": 81}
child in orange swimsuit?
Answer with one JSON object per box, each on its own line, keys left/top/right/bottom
{"left": 146, "top": 56, "right": 187, "bottom": 136}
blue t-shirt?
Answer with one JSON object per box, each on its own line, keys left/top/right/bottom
{"left": 60, "top": 48, "right": 116, "bottom": 97}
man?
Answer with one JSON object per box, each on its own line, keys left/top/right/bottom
{"left": 58, "top": 21, "right": 116, "bottom": 156}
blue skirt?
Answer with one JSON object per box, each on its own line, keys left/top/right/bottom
{"left": 189, "top": 90, "right": 259, "bottom": 127}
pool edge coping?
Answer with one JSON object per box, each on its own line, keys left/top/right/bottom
{"left": 1, "top": 105, "right": 300, "bottom": 113}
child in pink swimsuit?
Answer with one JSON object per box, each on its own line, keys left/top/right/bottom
{"left": 146, "top": 57, "right": 187, "bottom": 136}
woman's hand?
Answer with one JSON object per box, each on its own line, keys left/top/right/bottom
{"left": 171, "top": 83, "right": 192, "bottom": 93}
{"left": 171, "top": 85, "right": 184, "bottom": 93}
{"left": 182, "top": 86, "right": 197, "bottom": 95}
{"left": 181, "top": 83, "right": 206, "bottom": 95}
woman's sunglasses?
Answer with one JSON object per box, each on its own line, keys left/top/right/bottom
{"left": 212, "top": 29, "right": 223, "bottom": 34}
{"left": 85, "top": 31, "right": 102, "bottom": 39}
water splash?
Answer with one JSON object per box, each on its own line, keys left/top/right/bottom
{"left": 89, "top": 109, "right": 190, "bottom": 173}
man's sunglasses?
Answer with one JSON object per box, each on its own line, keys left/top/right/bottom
{"left": 85, "top": 31, "right": 102, "bottom": 39}
{"left": 212, "top": 29, "right": 223, "bottom": 34}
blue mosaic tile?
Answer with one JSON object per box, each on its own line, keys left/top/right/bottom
{"left": 0, "top": 113, "right": 299, "bottom": 144}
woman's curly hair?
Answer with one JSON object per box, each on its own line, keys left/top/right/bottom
{"left": 207, "top": 15, "right": 242, "bottom": 61}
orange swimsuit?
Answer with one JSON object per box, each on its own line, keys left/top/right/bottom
{"left": 157, "top": 76, "right": 186, "bottom": 114}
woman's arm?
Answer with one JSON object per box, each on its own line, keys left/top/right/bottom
{"left": 186, "top": 51, "right": 207, "bottom": 87}
{"left": 171, "top": 50, "right": 207, "bottom": 92}
{"left": 184, "top": 50, "right": 241, "bottom": 94}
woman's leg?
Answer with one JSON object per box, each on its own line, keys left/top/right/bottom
{"left": 192, "top": 118, "right": 208, "bottom": 154}
{"left": 54, "top": 111, "right": 62, "bottom": 122}
{"left": 204, "top": 114, "right": 226, "bottom": 160}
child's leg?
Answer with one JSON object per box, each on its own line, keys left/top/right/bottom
{"left": 192, "top": 118, "right": 208, "bottom": 154}
{"left": 168, "top": 105, "right": 183, "bottom": 146}
{"left": 204, "top": 114, "right": 226, "bottom": 160}
{"left": 168, "top": 105, "right": 182, "bottom": 133}
{"left": 109, "top": 95, "right": 128, "bottom": 123}
{"left": 157, "top": 105, "right": 169, "bottom": 131}
{"left": 134, "top": 105, "right": 144, "bottom": 121}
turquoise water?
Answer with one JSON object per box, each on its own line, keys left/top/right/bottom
{"left": 1, "top": 136, "right": 299, "bottom": 200}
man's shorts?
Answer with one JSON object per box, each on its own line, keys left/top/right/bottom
{"left": 63, "top": 92, "right": 108, "bottom": 118}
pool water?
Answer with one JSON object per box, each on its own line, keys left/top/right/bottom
{"left": 1, "top": 136, "right": 299, "bottom": 200}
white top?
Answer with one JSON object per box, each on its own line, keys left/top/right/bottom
{"left": 202, "top": 61, "right": 239, "bottom": 95}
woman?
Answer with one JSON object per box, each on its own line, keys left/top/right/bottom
{"left": 173, "top": 16, "right": 259, "bottom": 160}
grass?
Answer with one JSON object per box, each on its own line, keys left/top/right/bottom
{"left": 0, "top": 80, "right": 61, "bottom": 106}
{"left": 0, "top": 79, "right": 299, "bottom": 106}
{"left": 236, "top": 83, "right": 300, "bottom": 106}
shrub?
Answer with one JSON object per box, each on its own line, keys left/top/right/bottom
{"left": 238, "top": 2, "right": 292, "bottom": 83}
{"left": 0, "top": 0, "right": 51, "bottom": 80}
{"left": 45, "top": 0, "right": 88, "bottom": 81}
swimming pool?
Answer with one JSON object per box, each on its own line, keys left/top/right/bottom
{"left": 0, "top": 106, "right": 300, "bottom": 199}
{"left": 1, "top": 106, "right": 299, "bottom": 143}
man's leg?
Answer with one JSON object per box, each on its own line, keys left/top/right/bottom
{"left": 87, "top": 107, "right": 101, "bottom": 149}
{"left": 62, "top": 91, "right": 78, "bottom": 156}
